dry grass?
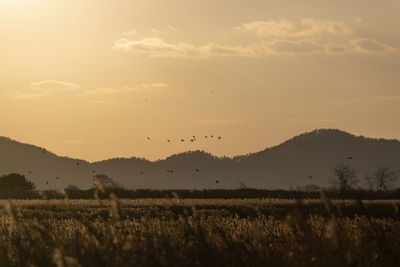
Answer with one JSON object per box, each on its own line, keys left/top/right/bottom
{"left": 0, "top": 198, "right": 399, "bottom": 266}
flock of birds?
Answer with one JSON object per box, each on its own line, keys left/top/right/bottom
{"left": 35, "top": 139, "right": 224, "bottom": 186}
{"left": 144, "top": 135, "right": 223, "bottom": 184}
{"left": 32, "top": 141, "right": 354, "bottom": 187}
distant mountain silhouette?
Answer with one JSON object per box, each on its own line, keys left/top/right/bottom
{"left": 1, "top": 129, "right": 400, "bottom": 190}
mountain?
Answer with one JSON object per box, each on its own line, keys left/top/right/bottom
{"left": 1, "top": 129, "right": 400, "bottom": 190}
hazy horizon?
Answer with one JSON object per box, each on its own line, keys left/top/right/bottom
{"left": 1, "top": 0, "right": 399, "bottom": 162}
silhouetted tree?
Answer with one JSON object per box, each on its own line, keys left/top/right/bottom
{"left": 365, "top": 166, "right": 398, "bottom": 191}
{"left": 93, "top": 174, "right": 120, "bottom": 189}
{"left": 332, "top": 164, "right": 359, "bottom": 193}
{"left": 0, "top": 173, "right": 36, "bottom": 192}
{"left": 65, "top": 185, "right": 81, "bottom": 191}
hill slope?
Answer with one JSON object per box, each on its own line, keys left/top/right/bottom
{"left": 1, "top": 129, "right": 399, "bottom": 189}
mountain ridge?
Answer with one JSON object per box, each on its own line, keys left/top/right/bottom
{"left": 1, "top": 129, "right": 399, "bottom": 190}
{"left": 3, "top": 129, "right": 399, "bottom": 163}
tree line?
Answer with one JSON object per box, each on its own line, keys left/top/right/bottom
{"left": 0, "top": 165, "right": 398, "bottom": 199}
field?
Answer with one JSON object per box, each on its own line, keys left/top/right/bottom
{"left": 1, "top": 197, "right": 400, "bottom": 266}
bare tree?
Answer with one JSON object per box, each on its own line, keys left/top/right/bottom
{"left": 365, "top": 166, "right": 398, "bottom": 191}
{"left": 332, "top": 164, "right": 359, "bottom": 193}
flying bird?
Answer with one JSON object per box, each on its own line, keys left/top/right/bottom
{"left": 46, "top": 181, "right": 49, "bottom": 185}
{"left": 210, "top": 135, "right": 214, "bottom": 138}
{"left": 195, "top": 169, "right": 199, "bottom": 172}
{"left": 308, "top": 176, "right": 313, "bottom": 179}
{"left": 348, "top": 156, "right": 353, "bottom": 160}
{"left": 216, "top": 180, "right": 219, "bottom": 184}
{"left": 167, "top": 139, "right": 171, "bottom": 142}
{"left": 218, "top": 136, "right": 222, "bottom": 140}
{"left": 181, "top": 139, "right": 185, "bottom": 142}
{"left": 147, "top": 137, "right": 151, "bottom": 140}
{"left": 140, "top": 171, "right": 144, "bottom": 174}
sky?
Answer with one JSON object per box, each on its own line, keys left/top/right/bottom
{"left": 0, "top": 0, "right": 399, "bottom": 162}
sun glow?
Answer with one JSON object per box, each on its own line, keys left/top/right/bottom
{"left": 0, "top": 0, "right": 46, "bottom": 20}
{"left": 3, "top": 0, "right": 38, "bottom": 4}
{"left": 1, "top": 0, "right": 41, "bottom": 10}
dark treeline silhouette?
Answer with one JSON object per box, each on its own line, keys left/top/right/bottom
{"left": 0, "top": 172, "right": 399, "bottom": 199}
{"left": 3, "top": 187, "right": 400, "bottom": 200}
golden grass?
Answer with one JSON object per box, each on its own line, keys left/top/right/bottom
{"left": 0, "top": 198, "right": 399, "bottom": 266}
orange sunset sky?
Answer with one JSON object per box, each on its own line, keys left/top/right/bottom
{"left": 1, "top": 0, "right": 399, "bottom": 161}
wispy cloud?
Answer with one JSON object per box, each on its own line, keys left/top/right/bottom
{"left": 114, "top": 36, "right": 394, "bottom": 58}
{"left": 113, "top": 37, "right": 204, "bottom": 58}
{"left": 238, "top": 18, "right": 353, "bottom": 38}
{"left": 139, "top": 82, "right": 170, "bottom": 88}
{"left": 113, "top": 36, "right": 313, "bottom": 58}
{"left": 30, "top": 80, "right": 80, "bottom": 92}
{"left": 114, "top": 18, "right": 396, "bottom": 59}
{"left": 351, "top": 39, "right": 393, "bottom": 53}
{"left": 237, "top": 19, "right": 295, "bottom": 37}
{"left": 12, "top": 80, "right": 80, "bottom": 99}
